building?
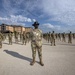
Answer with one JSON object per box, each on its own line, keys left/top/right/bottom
{"left": 25, "top": 27, "right": 33, "bottom": 33}
{"left": 0, "top": 24, "right": 32, "bottom": 33}
{"left": 12, "top": 25, "right": 25, "bottom": 33}
{"left": 0, "top": 24, "right": 14, "bottom": 33}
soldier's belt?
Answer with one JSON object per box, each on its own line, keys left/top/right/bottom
{"left": 32, "top": 40, "right": 36, "bottom": 42}
{"left": 32, "top": 40, "right": 41, "bottom": 42}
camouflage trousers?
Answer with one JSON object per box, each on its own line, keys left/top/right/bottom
{"left": 20, "top": 37, "right": 22, "bottom": 41}
{"left": 48, "top": 38, "right": 51, "bottom": 43}
{"left": 51, "top": 38, "right": 56, "bottom": 46}
{"left": 68, "top": 38, "right": 72, "bottom": 43}
{"left": 31, "top": 43, "right": 42, "bottom": 59}
{"left": 0, "top": 41, "right": 2, "bottom": 48}
{"left": 62, "top": 38, "right": 66, "bottom": 42}
{"left": 26, "top": 38, "right": 30, "bottom": 43}
{"left": 15, "top": 38, "right": 18, "bottom": 43}
{"left": 22, "top": 39, "right": 26, "bottom": 45}
{"left": 9, "top": 39, "right": 12, "bottom": 45}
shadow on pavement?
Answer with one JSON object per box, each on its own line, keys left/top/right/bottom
{"left": 59, "top": 43, "right": 75, "bottom": 46}
{"left": 12, "top": 42, "right": 23, "bottom": 45}
{"left": 4, "top": 50, "right": 32, "bottom": 62}
{"left": 3, "top": 42, "right": 9, "bottom": 45}
{"left": 42, "top": 43, "right": 51, "bottom": 46}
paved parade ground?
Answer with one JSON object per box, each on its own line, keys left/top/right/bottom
{"left": 0, "top": 38, "right": 75, "bottom": 75}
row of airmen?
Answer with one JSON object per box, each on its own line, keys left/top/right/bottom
{"left": 0, "top": 31, "right": 30, "bottom": 48}
{"left": 43, "top": 31, "right": 75, "bottom": 46}
{"left": 0, "top": 31, "right": 75, "bottom": 48}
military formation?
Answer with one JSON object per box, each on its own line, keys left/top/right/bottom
{"left": 1, "top": 29, "right": 74, "bottom": 48}
{"left": 43, "top": 31, "right": 75, "bottom": 46}
{"left": 0, "top": 21, "right": 75, "bottom": 66}
{"left": 0, "top": 31, "right": 30, "bottom": 47}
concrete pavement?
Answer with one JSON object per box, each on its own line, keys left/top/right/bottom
{"left": 0, "top": 39, "right": 75, "bottom": 75}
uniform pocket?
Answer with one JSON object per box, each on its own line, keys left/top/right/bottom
{"left": 35, "top": 41, "right": 42, "bottom": 48}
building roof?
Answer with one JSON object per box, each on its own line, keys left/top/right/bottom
{"left": 11, "top": 25, "right": 24, "bottom": 27}
{"left": 25, "top": 27, "right": 32, "bottom": 28}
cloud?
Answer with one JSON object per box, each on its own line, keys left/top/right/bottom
{"left": 43, "top": 23, "right": 54, "bottom": 29}
{"left": 32, "top": 19, "right": 36, "bottom": 22}
{"left": 0, "top": 15, "right": 35, "bottom": 25}
{"left": 2, "top": 0, "right": 41, "bottom": 17}
{"left": 39, "top": 23, "right": 61, "bottom": 33}
{"left": 10, "top": 15, "right": 32, "bottom": 22}
{"left": 2, "top": 0, "right": 75, "bottom": 26}
{"left": 43, "top": 23, "right": 61, "bottom": 30}
{"left": 1, "top": 0, "right": 75, "bottom": 32}
{"left": 42, "top": 0, "right": 75, "bottom": 15}
{"left": 41, "top": 0, "right": 75, "bottom": 26}
{"left": 42, "top": 23, "right": 75, "bottom": 32}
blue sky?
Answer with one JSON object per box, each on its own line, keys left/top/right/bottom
{"left": 0, "top": 0, "right": 75, "bottom": 33}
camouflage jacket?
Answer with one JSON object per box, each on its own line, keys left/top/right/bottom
{"left": 30, "top": 29, "right": 43, "bottom": 47}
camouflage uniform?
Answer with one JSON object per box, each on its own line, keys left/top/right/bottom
{"left": 44, "top": 33, "right": 47, "bottom": 41}
{"left": 26, "top": 33, "right": 30, "bottom": 43}
{"left": 48, "top": 32, "right": 51, "bottom": 43}
{"left": 58, "top": 33, "right": 61, "bottom": 41}
{"left": 14, "top": 32, "right": 18, "bottom": 43}
{"left": 46, "top": 33, "right": 48, "bottom": 42}
{"left": 73, "top": 33, "right": 75, "bottom": 39}
{"left": 22, "top": 32, "right": 27, "bottom": 45}
{"left": 8, "top": 32, "right": 12, "bottom": 45}
{"left": 55, "top": 33, "right": 58, "bottom": 39}
{"left": 62, "top": 32, "right": 66, "bottom": 42}
{"left": 47, "top": 32, "right": 50, "bottom": 43}
{"left": 30, "top": 22, "right": 44, "bottom": 66}
{"left": 68, "top": 31, "right": 72, "bottom": 43}
{"left": 0, "top": 32, "right": 4, "bottom": 48}
{"left": 20, "top": 33, "right": 22, "bottom": 42}
{"left": 30, "top": 28, "right": 44, "bottom": 66}
{"left": 3, "top": 33, "right": 6, "bottom": 41}
{"left": 51, "top": 31, "right": 56, "bottom": 46}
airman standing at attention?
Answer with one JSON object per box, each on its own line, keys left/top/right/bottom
{"left": 49, "top": 32, "right": 51, "bottom": 43}
{"left": 73, "top": 33, "right": 75, "bottom": 39}
{"left": 47, "top": 33, "right": 49, "bottom": 42}
{"left": 62, "top": 32, "right": 66, "bottom": 42}
{"left": 30, "top": 21, "right": 44, "bottom": 66}
{"left": 68, "top": 31, "right": 72, "bottom": 43}
{"left": 0, "top": 32, "right": 4, "bottom": 48}
{"left": 22, "top": 31, "right": 27, "bottom": 45}
{"left": 8, "top": 32, "right": 12, "bottom": 45}
{"left": 14, "top": 32, "right": 18, "bottom": 43}
{"left": 51, "top": 31, "right": 56, "bottom": 46}
{"left": 20, "top": 32, "right": 22, "bottom": 42}
{"left": 58, "top": 33, "right": 61, "bottom": 41}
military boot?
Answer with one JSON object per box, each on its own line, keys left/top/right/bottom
{"left": 39, "top": 58, "right": 44, "bottom": 66}
{"left": 30, "top": 57, "right": 35, "bottom": 66}
{"left": 54, "top": 44, "right": 56, "bottom": 46}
